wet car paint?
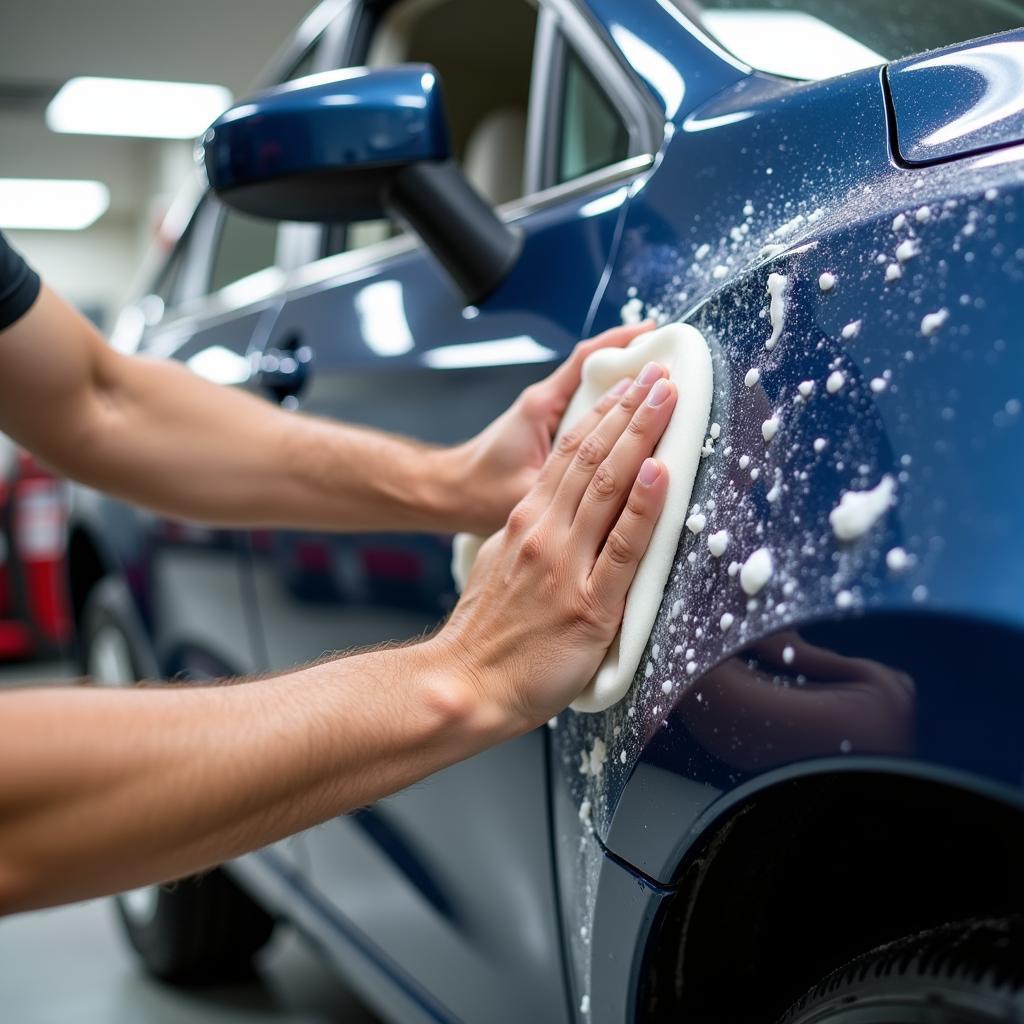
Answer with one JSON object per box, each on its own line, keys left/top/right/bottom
{"left": 552, "top": 38, "right": 1024, "bottom": 1019}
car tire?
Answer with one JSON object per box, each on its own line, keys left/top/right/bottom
{"left": 778, "top": 917, "right": 1024, "bottom": 1024}
{"left": 81, "top": 576, "right": 276, "bottom": 984}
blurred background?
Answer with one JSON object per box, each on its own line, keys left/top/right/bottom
{"left": 0, "top": 0, "right": 315, "bottom": 328}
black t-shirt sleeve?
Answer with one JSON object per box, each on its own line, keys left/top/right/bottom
{"left": 0, "top": 231, "right": 41, "bottom": 330}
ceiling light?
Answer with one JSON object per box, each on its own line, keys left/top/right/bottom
{"left": 47, "top": 77, "right": 232, "bottom": 139}
{"left": 0, "top": 179, "right": 109, "bottom": 230}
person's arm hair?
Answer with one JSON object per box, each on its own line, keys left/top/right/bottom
{"left": 0, "top": 358, "right": 675, "bottom": 914}
{"left": 0, "top": 286, "right": 457, "bottom": 532}
{"left": 0, "top": 285, "right": 652, "bottom": 534}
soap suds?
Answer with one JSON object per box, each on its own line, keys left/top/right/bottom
{"left": 895, "top": 239, "right": 919, "bottom": 262}
{"left": 685, "top": 512, "right": 707, "bottom": 534}
{"left": 712, "top": 264, "right": 729, "bottom": 280}
{"left": 740, "top": 547, "right": 773, "bottom": 596}
{"left": 813, "top": 437, "right": 827, "bottom": 452}
{"left": 578, "top": 799, "right": 592, "bottom": 828}
{"left": 707, "top": 529, "right": 729, "bottom": 557}
{"left": 915, "top": 205, "right": 931, "bottom": 223}
{"left": 738, "top": 454, "right": 750, "bottom": 469}
{"left": 886, "top": 546, "right": 909, "bottom": 571}
{"left": 818, "top": 271, "right": 836, "bottom": 291}
{"left": 826, "top": 370, "right": 845, "bottom": 393}
{"left": 766, "top": 273, "right": 787, "bottom": 349}
{"left": 920, "top": 308, "right": 949, "bottom": 336}
{"left": 620, "top": 297, "right": 644, "bottom": 324}
{"left": 798, "top": 380, "right": 814, "bottom": 397}
{"left": 835, "top": 589, "right": 854, "bottom": 608}
{"left": 762, "top": 416, "right": 779, "bottom": 442}
{"left": 720, "top": 612, "right": 734, "bottom": 632}
{"left": 885, "top": 263, "right": 902, "bottom": 282}
{"left": 744, "top": 367, "right": 760, "bottom": 387}
{"left": 829, "top": 475, "right": 896, "bottom": 541}
{"left": 782, "top": 645, "right": 795, "bottom": 664}
{"left": 870, "top": 377, "right": 887, "bottom": 393}
{"left": 891, "top": 213, "right": 906, "bottom": 231}
{"left": 841, "top": 320, "right": 862, "bottom": 339}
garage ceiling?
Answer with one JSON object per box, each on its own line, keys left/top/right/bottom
{"left": 0, "top": 0, "right": 318, "bottom": 102}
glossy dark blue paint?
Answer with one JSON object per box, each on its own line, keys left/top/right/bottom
{"left": 203, "top": 64, "right": 450, "bottom": 217}
{"left": 66, "top": 4, "right": 1024, "bottom": 1022}
{"left": 888, "top": 28, "right": 1024, "bottom": 165}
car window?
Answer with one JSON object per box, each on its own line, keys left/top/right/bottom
{"left": 686, "top": 0, "right": 1024, "bottom": 81}
{"left": 557, "top": 47, "right": 631, "bottom": 185}
{"left": 152, "top": 235, "right": 188, "bottom": 307}
{"left": 207, "top": 204, "right": 279, "bottom": 293}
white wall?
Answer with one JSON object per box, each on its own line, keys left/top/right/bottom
{"left": 7, "top": 219, "right": 144, "bottom": 328}
{"left": 0, "top": 0, "right": 321, "bottom": 330}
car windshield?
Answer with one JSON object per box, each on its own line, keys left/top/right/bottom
{"left": 680, "top": 0, "right": 1024, "bottom": 81}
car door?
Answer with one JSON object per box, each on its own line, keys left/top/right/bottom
{"left": 240, "top": 0, "right": 660, "bottom": 1019}
{"left": 111, "top": 24, "right": 341, "bottom": 875}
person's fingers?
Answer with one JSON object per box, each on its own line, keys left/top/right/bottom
{"left": 586, "top": 458, "right": 668, "bottom": 614}
{"left": 534, "top": 321, "right": 656, "bottom": 433}
{"left": 531, "top": 375, "right": 632, "bottom": 505}
{"left": 569, "top": 375, "right": 677, "bottom": 547}
{"left": 550, "top": 362, "right": 668, "bottom": 520}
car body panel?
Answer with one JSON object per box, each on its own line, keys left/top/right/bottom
{"left": 546, "top": 43, "right": 1024, "bottom": 1015}
{"left": 888, "top": 28, "right": 1024, "bottom": 165}
{"left": 241, "top": 168, "right": 640, "bottom": 1024}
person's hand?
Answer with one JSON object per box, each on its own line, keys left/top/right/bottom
{"left": 443, "top": 321, "right": 656, "bottom": 535}
{"left": 429, "top": 359, "right": 675, "bottom": 729}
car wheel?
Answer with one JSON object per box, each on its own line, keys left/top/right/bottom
{"left": 778, "top": 917, "right": 1024, "bottom": 1024}
{"left": 81, "top": 576, "right": 276, "bottom": 983}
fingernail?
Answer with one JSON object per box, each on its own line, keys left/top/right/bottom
{"left": 607, "top": 377, "right": 631, "bottom": 398}
{"left": 637, "top": 362, "right": 662, "bottom": 386}
{"left": 646, "top": 378, "right": 672, "bottom": 406}
{"left": 638, "top": 458, "right": 661, "bottom": 486}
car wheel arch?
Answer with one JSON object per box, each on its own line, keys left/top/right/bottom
{"left": 634, "top": 767, "right": 1024, "bottom": 1023}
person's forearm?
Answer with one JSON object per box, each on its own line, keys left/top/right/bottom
{"left": 0, "top": 286, "right": 465, "bottom": 532}
{"left": 81, "top": 354, "right": 466, "bottom": 532}
{"left": 0, "top": 638, "right": 510, "bottom": 914}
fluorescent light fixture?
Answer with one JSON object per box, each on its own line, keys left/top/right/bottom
{"left": 701, "top": 11, "right": 886, "bottom": 81}
{"left": 0, "top": 178, "right": 109, "bottom": 230}
{"left": 423, "top": 336, "right": 556, "bottom": 370}
{"left": 47, "top": 77, "right": 232, "bottom": 139}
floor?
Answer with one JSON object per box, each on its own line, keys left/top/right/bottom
{"left": 0, "top": 660, "right": 382, "bottom": 1024}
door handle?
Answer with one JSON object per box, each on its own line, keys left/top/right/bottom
{"left": 257, "top": 336, "right": 313, "bottom": 404}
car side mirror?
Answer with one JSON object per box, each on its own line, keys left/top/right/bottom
{"left": 200, "top": 64, "right": 521, "bottom": 304}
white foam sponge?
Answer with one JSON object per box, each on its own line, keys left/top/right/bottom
{"left": 452, "top": 323, "right": 713, "bottom": 712}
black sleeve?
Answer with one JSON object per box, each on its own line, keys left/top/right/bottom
{"left": 0, "top": 232, "right": 41, "bottom": 331}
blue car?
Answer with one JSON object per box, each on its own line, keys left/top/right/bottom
{"left": 69, "top": 0, "right": 1024, "bottom": 1021}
